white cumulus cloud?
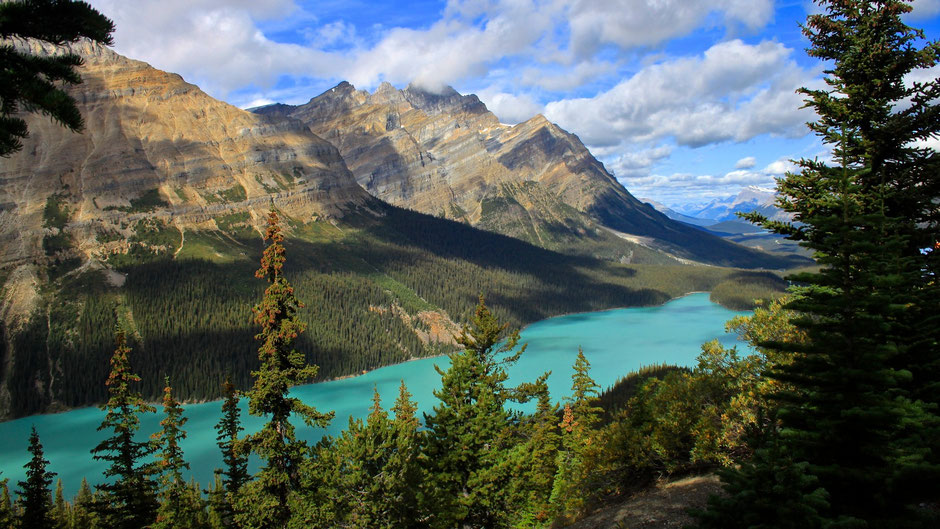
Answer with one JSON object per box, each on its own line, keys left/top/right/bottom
{"left": 543, "top": 40, "right": 818, "bottom": 149}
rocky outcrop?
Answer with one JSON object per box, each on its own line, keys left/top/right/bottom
{"left": 0, "top": 40, "right": 370, "bottom": 267}
{"left": 255, "top": 83, "right": 783, "bottom": 267}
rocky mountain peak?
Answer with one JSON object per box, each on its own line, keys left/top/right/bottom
{"left": 402, "top": 83, "right": 489, "bottom": 116}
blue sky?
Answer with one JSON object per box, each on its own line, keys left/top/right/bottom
{"left": 88, "top": 0, "right": 940, "bottom": 209}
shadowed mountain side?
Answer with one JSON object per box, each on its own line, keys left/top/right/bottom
{"left": 254, "top": 82, "right": 802, "bottom": 269}
{"left": 1, "top": 200, "right": 744, "bottom": 418}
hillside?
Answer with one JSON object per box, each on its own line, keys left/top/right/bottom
{"left": 253, "top": 83, "right": 800, "bottom": 269}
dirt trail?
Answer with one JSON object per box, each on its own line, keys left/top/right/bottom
{"left": 566, "top": 475, "right": 723, "bottom": 529}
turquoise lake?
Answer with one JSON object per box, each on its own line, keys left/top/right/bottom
{"left": 0, "top": 293, "right": 749, "bottom": 496}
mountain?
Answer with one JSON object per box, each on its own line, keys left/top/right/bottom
{"left": 0, "top": 41, "right": 784, "bottom": 419}
{"left": 253, "top": 83, "right": 793, "bottom": 268}
{"left": 0, "top": 40, "right": 370, "bottom": 267}
{"left": 685, "top": 186, "right": 791, "bottom": 223}
{"left": 639, "top": 198, "right": 718, "bottom": 227}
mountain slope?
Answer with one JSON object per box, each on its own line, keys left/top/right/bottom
{"left": 253, "top": 83, "right": 795, "bottom": 268}
{"left": 0, "top": 40, "right": 370, "bottom": 268}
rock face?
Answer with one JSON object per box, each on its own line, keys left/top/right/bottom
{"left": 254, "top": 82, "right": 775, "bottom": 266}
{"left": 0, "top": 40, "right": 370, "bottom": 268}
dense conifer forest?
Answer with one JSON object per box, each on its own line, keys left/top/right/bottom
{"left": 2, "top": 202, "right": 785, "bottom": 417}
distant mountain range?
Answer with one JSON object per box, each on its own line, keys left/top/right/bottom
{"left": 642, "top": 188, "right": 807, "bottom": 259}
{"left": 667, "top": 186, "right": 791, "bottom": 224}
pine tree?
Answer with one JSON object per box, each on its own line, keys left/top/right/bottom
{"left": 424, "top": 295, "right": 544, "bottom": 529}
{"left": 70, "top": 478, "right": 97, "bottom": 529}
{"left": 52, "top": 479, "right": 68, "bottom": 529}
{"left": 211, "top": 377, "right": 247, "bottom": 527}
{"left": 0, "top": 479, "right": 13, "bottom": 529}
{"left": 153, "top": 378, "right": 206, "bottom": 529}
{"left": 16, "top": 426, "right": 56, "bottom": 529}
{"left": 235, "top": 210, "right": 333, "bottom": 529}
{"left": 328, "top": 385, "right": 426, "bottom": 529}
{"left": 90, "top": 331, "right": 158, "bottom": 529}
{"left": 551, "top": 349, "right": 603, "bottom": 519}
{"left": 0, "top": 0, "right": 115, "bottom": 156}
{"left": 722, "top": 0, "right": 940, "bottom": 525}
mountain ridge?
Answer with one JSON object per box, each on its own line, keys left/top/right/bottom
{"left": 253, "top": 81, "right": 796, "bottom": 268}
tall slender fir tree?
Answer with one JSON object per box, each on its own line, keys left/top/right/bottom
{"left": 551, "top": 348, "right": 603, "bottom": 519}
{"left": 153, "top": 378, "right": 207, "bottom": 529}
{"left": 212, "top": 377, "right": 248, "bottom": 527}
{"left": 236, "top": 210, "right": 333, "bottom": 529}
{"left": 70, "top": 478, "right": 96, "bottom": 529}
{"left": 90, "top": 331, "right": 158, "bottom": 529}
{"left": 708, "top": 1, "right": 940, "bottom": 526}
{"left": 16, "top": 426, "right": 56, "bottom": 529}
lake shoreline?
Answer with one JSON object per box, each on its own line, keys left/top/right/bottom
{"left": 0, "top": 291, "right": 718, "bottom": 424}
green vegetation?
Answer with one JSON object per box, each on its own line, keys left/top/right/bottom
{"left": 2, "top": 278, "right": 787, "bottom": 528}
{"left": 708, "top": 270, "right": 787, "bottom": 310}
{"left": 42, "top": 194, "right": 74, "bottom": 257}
{"left": 697, "top": 1, "right": 940, "bottom": 526}
{"left": 212, "top": 212, "right": 253, "bottom": 238}
{"left": 104, "top": 189, "right": 170, "bottom": 213}
{"left": 217, "top": 185, "right": 247, "bottom": 203}
{"left": 204, "top": 185, "right": 248, "bottom": 204}
{"left": 43, "top": 194, "right": 70, "bottom": 230}
{"left": 3, "top": 201, "right": 783, "bottom": 416}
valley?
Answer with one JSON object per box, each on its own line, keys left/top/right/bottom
{"left": 0, "top": 40, "right": 800, "bottom": 420}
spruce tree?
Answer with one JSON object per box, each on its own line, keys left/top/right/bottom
{"left": 90, "top": 331, "right": 158, "bottom": 529}
{"left": 506, "top": 380, "right": 559, "bottom": 528}
{"left": 424, "top": 295, "right": 544, "bottom": 529}
{"left": 52, "top": 479, "right": 67, "bottom": 529}
{"left": 16, "top": 426, "right": 56, "bottom": 529}
{"left": 153, "top": 378, "right": 206, "bottom": 529}
{"left": 0, "top": 479, "right": 13, "bottom": 529}
{"left": 70, "top": 478, "right": 96, "bottom": 529}
{"left": 236, "top": 210, "right": 333, "bottom": 529}
{"left": 212, "top": 377, "right": 247, "bottom": 527}
{"left": 386, "top": 381, "right": 426, "bottom": 528}
{"left": 551, "top": 349, "right": 603, "bottom": 519}
{"left": 328, "top": 385, "right": 426, "bottom": 529}
{"left": 719, "top": 0, "right": 940, "bottom": 525}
